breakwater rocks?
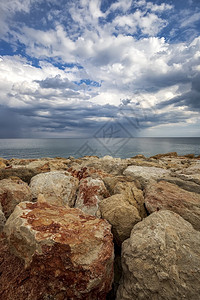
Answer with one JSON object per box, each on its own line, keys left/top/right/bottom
{"left": 0, "top": 152, "right": 200, "bottom": 300}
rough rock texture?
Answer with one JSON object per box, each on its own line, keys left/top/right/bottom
{"left": 160, "top": 176, "right": 200, "bottom": 194}
{"left": 117, "top": 210, "right": 200, "bottom": 300}
{"left": 0, "top": 177, "right": 32, "bottom": 218}
{"left": 123, "top": 165, "right": 170, "bottom": 186}
{"left": 114, "top": 181, "right": 147, "bottom": 218}
{"left": 81, "top": 156, "right": 129, "bottom": 175}
{"left": 3, "top": 201, "right": 114, "bottom": 300}
{"left": 30, "top": 171, "right": 79, "bottom": 206}
{"left": 0, "top": 203, "right": 6, "bottom": 231}
{"left": 0, "top": 161, "right": 6, "bottom": 169}
{"left": 150, "top": 152, "right": 178, "bottom": 159}
{"left": 145, "top": 180, "right": 200, "bottom": 230}
{"left": 99, "top": 194, "right": 141, "bottom": 244}
{"left": 75, "top": 177, "right": 109, "bottom": 216}
{"left": 67, "top": 165, "right": 109, "bottom": 181}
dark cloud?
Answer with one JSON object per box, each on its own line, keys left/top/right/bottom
{"left": 157, "top": 74, "right": 200, "bottom": 111}
{"left": 0, "top": 98, "right": 185, "bottom": 138}
{"left": 0, "top": 106, "right": 22, "bottom": 138}
{"left": 35, "top": 75, "right": 78, "bottom": 90}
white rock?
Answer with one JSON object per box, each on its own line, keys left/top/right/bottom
{"left": 124, "top": 165, "right": 170, "bottom": 186}
{"left": 30, "top": 171, "right": 79, "bottom": 207}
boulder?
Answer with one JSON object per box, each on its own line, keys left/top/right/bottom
{"left": 131, "top": 154, "right": 146, "bottom": 159}
{"left": 150, "top": 152, "right": 178, "bottom": 159}
{"left": 84, "top": 156, "right": 129, "bottom": 175}
{"left": 24, "top": 160, "right": 51, "bottom": 172}
{"left": 3, "top": 201, "right": 114, "bottom": 300}
{"left": 127, "top": 158, "right": 166, "bottom": 169}
{"left": 160, "top": 176, "right": 200, "bottom": 194}
{"left": 0, "top": 168, "right": 39, "bottom": 184}
{"left": 99, "top": 194, "right": 141, "bottom": 244}
{"left": 67, "top": 165, "right": 109, "bottom": 181}
{"left": 0, "top": 177, "right": 32, "bottom": 218}
{"left": 75, "top": 177, "right": 109, "bottom": 216}
{"left": 175, "top": 173, "right": 200, "bottom": 186}
{"left": 25, "top": 158, "right": 70, "bottom": 172}
{"left": 0, "top": 161, "right": 6, "bottom": 169}
{"left": 182, "top": 161, "right": 200, "bottom": 174}
{"left": 102, "top": 176, "right": 124, "bottom": 194}
{"left": 145, "top": 180, "right": 200, "bottom": 230}
{"left": 123, "top": 165, "right": 170, "bottom": 187}
{"left": 30, "top": 171, "right": 79, "bottom": 207}
{"left": 114, "top": 181, "right": 147, "bottom": 218}
{"left": 117, "top": 210, "right": 200, "bottom": 300}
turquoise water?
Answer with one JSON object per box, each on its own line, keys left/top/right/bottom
{"left": 0, "top": 138, "right": 199, "bottom": 159}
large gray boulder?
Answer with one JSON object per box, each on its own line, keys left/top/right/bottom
{"left": 123, "top": 165, "right": 170, "bottom": 186}
{"left": 30, "top": 171, "right": 79, "bottom": 206}
{"left": 117, "top": 210, "right": 200, "bottom": 300}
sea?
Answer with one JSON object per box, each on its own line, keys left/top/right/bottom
{"left": 0, "top": 138, "right": 200, "bottom": 160}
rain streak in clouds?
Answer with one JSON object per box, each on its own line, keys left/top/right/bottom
{"left": 0, "top": 0, "right": 200, "bottom": 137}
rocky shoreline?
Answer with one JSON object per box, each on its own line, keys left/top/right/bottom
{"left": 0, "top": 152, "right": 200, "bottom": 300}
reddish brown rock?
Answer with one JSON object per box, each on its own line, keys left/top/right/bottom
{"left": 0, "top": 177, "right": 32, "bottom": 218}
{"left": 145, "top": 180, "right": 200, "bottom": 230}
{"left": 75, "top": 177, "right": 109, "bottom": 216}
{"left": 3, "top": 202, "right": 114, "bottom": 299}
{"left": 67, "top": 165, "right": 110, "bottom": 181}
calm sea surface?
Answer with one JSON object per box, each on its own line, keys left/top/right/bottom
{"left": 0, "top": 138, "right": 199, "bottom": 159}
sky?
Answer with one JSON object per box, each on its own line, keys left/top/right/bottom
{"left": 0, "top": 0, "right": 200, "bottom": 138}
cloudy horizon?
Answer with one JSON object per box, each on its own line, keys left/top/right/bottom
{"left": 0, "top": 0, "right": 200, "bottom": 138}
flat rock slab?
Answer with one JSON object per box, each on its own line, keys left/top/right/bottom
{"left": 145, "top": 180, "right": 200, "bottom": 230}
{"left": 30, "top": 171, "right": 79, "bottom": 206}
{"left": 4, "top": 201, "right": 114, "bottom": 300}
{"left": 123, "top": 165, "right": 170, "bottom": 186}
{"left": 117, "top": 210, "right": 200, "bottom": 300}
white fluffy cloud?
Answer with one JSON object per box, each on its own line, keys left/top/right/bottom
{"left": 0, "top": 0, "right": 200, "bottom": 137}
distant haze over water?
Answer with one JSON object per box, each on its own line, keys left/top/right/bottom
{"left": 0, "top": 138, "right": 199, "bottom": 160}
